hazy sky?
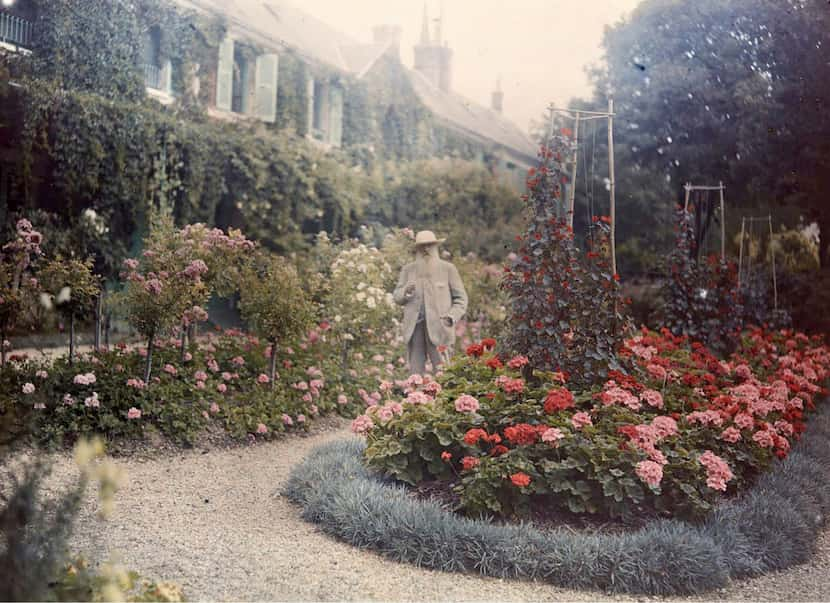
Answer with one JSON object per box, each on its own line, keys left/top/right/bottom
{"left": 299, "top": 0, "right": 643, "bottom": 133}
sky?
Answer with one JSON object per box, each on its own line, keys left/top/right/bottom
{"left": 298, "top": 0, "right": 643, "bottom": 133}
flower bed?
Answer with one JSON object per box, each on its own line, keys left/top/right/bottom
{"left": 284, "top": 404, "right": 830, "bottom": 596}
{"left": 3, "top": 325, "right": 407, "bottom": 446}
{"left": 358, "top": 328, "right": 828, "bottom": 520}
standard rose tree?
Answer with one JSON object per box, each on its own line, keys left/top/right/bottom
{"left": 0, "top": 220, "right": 43, "bottom": 365}
{"left": 238, "top": 251, "right": 314, "bottom": 386}
{"left": 38, "top": 257, "right": 100, "bottom": 365}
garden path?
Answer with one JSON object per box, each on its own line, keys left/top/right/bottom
{"left": 44, "top": 419, "right": 830, "bottom": 602}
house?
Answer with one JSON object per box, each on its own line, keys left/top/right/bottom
{"left": 163, "top": 0, "right": 537, "bottom": 185}
{"left": 0, "top": 0, "right": 536, "bottom": 205}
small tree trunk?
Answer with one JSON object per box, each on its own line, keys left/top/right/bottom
{"left": 340, "top": 340, "right": 349, "bottom": 373}
{"left": 180, "top": 321, "right": 188, "bottom": 363}
{"left": 1, "top": 326, "right": 6, "bottom": 366}
{"left": 69, "top": 314, "right": 75, "bottom": 365}
{"left": 94, "top": 293, "right": 103, "bottom": 352}
{"left": 104, "top": 312, "right": 111, "bottom": 350}
{"left": 144, "top": 332, "right": 155, "bottom": 383}
{"left": 269, "top": 338, "right": 278, "bottom": 389}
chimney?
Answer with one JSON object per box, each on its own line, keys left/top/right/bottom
{"left": 372, "top": 25, "right": 402, "bottom": 61}
{"left": 413, "top": 3, "right": 453, "bottom": 93}
{"left": 491, "top": 77, "right": 503, "bottom": 113}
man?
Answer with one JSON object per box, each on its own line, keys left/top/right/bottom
{"left": 393, "top": 231, "right": 468, "bottom": 375}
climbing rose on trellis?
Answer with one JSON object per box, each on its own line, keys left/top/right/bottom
{"left": 503, "top": 132, "right": 627, "bottom": 387}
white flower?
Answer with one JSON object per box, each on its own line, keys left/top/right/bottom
{"left": 334, "top": 315, "right": 342, "bottom": 323}
{"left": 57, "top": 286, "right": 71, "bottom": 304}
{"left": 39, "top": 293, "right": 53, "bottom": 310}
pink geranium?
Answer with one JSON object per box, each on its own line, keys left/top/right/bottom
{"left": 640, "top": 389, "right": 664, "bottom": 409}
{"left": 720, "top": 427, "right": 742, "bottom": 443}
{"left": 571, "top": 411, "right": 593, "bottom": 429}
{"left": 127, "top": 407, "right": 142, "bottom": 420}
{"left": 635, "top": 460, "right": 664, "bottom": 488}
{"left": 698, "top": 450, "right": 734, "bottom": 491}
{"left": 541, "top": 427, "right": 564, "bottom": 446}
{"left": 454, "top": 394, "right": 480, "bottom": 413}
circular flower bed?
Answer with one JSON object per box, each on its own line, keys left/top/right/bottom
{"left": 283, "top": 405, "right": 830, "bottom": 596}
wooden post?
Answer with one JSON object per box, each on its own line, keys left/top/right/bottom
{"left": 607, "top": 97, "right": 617, "bottom": 276}
{"left": 768, "top": 215, "right": 778, "bottom": 311}
{"left": 719, "top": 182, "right": 726, "bottom": 261}
{"left": 684, "top": 183, "right": 691, "bottom": 211}
{"left": 738, "top": 217, "right": 746, "bottom": 288}
{"left": 568, "top": 111, "right": 580, "bottom": 227}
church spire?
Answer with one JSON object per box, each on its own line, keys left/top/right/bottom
{"left": 419, "top": 3, "right": 431, "bottom": 45}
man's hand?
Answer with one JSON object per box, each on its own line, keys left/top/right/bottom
{"left": 441, "top": 316, "right": 454, "bottom": 327}
{"left": 404, "top": 284, "right": 416, "bottom": 298}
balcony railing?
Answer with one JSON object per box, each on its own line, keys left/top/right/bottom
{"left": 143, "top": 63, "right": 162, "bottom": 90}
{"left": 0, "top": 12, "right": 33, "bottom": 49}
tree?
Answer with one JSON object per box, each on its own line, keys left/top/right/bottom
{"left": 571, "top": 0, "right": 830, "bottom": 274}
{"left": 238, "top": 251, "right": 314, "bottom": 386}
{"left": 38, "top": 257, "right": 100, "bottom": 364}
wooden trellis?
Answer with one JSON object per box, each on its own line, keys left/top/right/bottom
{"left": 547, "top": 99, "right": 618, "bottom": 275}
{"left": 684, "top": 182, "right": 727, "bottom": 261}
{"left": 738, "top": 215, "right": 779, "bottom": 310}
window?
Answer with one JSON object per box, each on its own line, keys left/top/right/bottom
{"left": 231, "top": 45, "right": 250, "bottom": 114}
{"left": 310, "top": 80, "right": 344, "bottom": 146}
{"left": 141, "top": 26, "right": 171, "bottom": 94}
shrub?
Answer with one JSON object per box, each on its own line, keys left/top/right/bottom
{"left": 361, "top": 328, "right": 828, "bottom": 520}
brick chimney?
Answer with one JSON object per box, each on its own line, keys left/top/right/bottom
{"left": 413, "top": 3, "right": 453, "bottom": 93}
{"left": 372, "top": 25, "right": 402, "bottom": 61}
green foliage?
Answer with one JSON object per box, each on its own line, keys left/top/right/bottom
{"left": 366, "top": 159, "right": 523, "bottom": 262}
{"left": 29, "top": 0, "right": 144, "bottom": 101}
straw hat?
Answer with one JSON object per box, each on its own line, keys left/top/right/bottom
{"left": 414, "top": 230, "right": 446, "bottom": 246}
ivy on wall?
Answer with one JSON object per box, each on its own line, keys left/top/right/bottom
{"left": 2, "top": 0, "right": 522, "bottom": 278}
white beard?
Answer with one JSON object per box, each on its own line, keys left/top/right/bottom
{"left": 415, "top": 246, "right": 440, "bottom": 279}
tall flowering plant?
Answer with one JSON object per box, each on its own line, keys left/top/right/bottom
{"left": 503, "top": 133, "right": 627, "bottom": 387}
{"left": 0, "top": 219, "right": 43, "bottom": 365}
{"left": 323, "top": 243, "right": 398, "bottom": 368}
{"left": 114, "top": 217, "right": 208, "bottom": 382}
{"left": 660, "top": 207, "right": 743, "bottom": 353}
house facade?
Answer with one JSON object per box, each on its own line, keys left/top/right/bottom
{"left": 0, "top": 0, "right": 535, "bottom": 231}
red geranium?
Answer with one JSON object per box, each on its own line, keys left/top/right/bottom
{"left": 510, "top": 472, "right": 531, "bottom": 487}
{"left": 463, "top": 428, "right": 489, "bottom": 446}
{"left": 461, "top": 456, "right": 480, "bottom": 471}
{"left": 441, "top": 451, "right": 452, "bottom": 462}
{"left": 466, "top": 343, "right": 484, "bottom": 357}
{"left": 486, "top": 356, "right": 504, "bottom": 370}
{"left": 490, "top": 445, "right": 509, "bottom": 457}
{"left": 543, "top": 388, "right": 575, "bottom": 413}
{"left": 504, "top": 423, "right": 540, "bottom": 445}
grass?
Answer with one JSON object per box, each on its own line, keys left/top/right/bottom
{"left": 282, "top": 405, "right": 830, "bottom": 596}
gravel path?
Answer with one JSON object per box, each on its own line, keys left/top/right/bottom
{"left": 31, "top": 420, "right": 830, "bottom": 602}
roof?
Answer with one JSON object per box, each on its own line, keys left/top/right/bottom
{"left": 174, "top": 0, "right": 536, "bottom": 162}
{"left": 175, "top": 0, "right": 363, "bottom": 71}
{"left": 406, "top": 70, "right": 537, "bottom": 163}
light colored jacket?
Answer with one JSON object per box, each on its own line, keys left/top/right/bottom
{"left": 393, "top": 259, "right": 468, "bottom": 347}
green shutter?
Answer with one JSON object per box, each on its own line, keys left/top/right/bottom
{"left": 216, "top": 37, "right": 234, "bottom": 111}
{"left": 161, "top": 59, "right": 173, "bottom": 95}
{"left": 329, "top": 85, "right": 344, "bottom": 147}
{"left": 255, "top": 53, "right": 279, "bottom": 123}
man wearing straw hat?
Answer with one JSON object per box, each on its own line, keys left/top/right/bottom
{"left": 393, "top": 231, "right": 468, "bottom": 375}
